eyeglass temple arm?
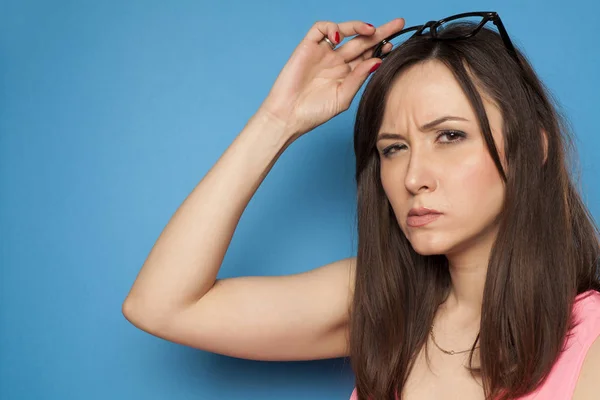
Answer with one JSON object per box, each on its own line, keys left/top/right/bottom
{"left": 372, "top": 25, "right": 421, "bottom": 58}
{"left": 493, "top": 17, "right": 522, "bottom": 67}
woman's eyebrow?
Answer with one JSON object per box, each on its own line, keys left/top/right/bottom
{"left": 421, "top": 115, "right": 468, "bottom": 131}
{"left": 377, "top": 115, "right": 469, "bottom": 142}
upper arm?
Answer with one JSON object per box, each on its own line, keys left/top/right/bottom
{"left": 126, "top": 257, "right": 356, "bottom": 361}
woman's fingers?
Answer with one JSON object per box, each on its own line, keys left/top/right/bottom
{"left": 346, "top": 41, "right": 394, "bottom": 70}
{"left": 337, "top": 59, "right": 383, "bottom": 110}
{"left": 305, "top": 19, "right": 404, "bottom": 64}
{"left": 335, "top": 20, "right": 377, "bottom": 41}
{"left": 336, "top": 18, "right": 405, "bottom": 61}
{"left": 306, "top": 20, "right": 375, "bottom": 46}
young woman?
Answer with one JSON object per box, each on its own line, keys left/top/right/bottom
{"left": 123, "top": 13, "right": 600, "bottom": 400}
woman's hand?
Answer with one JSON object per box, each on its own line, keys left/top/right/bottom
{"left": 257, "top": 18, "right": 405, "bottom": 140}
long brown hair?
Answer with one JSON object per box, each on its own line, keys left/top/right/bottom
{"left": 349, "top": 22, "right": 600, "bottom": 399}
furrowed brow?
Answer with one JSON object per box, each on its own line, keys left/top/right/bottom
{"left": 377, "top": 115, "right": 469, "bottom": 142}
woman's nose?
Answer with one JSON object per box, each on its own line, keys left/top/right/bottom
{"left": 404, "top": 150, "right": 437, "bottom": 195}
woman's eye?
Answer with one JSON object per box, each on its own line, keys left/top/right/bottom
{"left": 380, "top": 131, "right": 466, "bottom": 158}
{"left": 382, "top": 144, "right": 406, "bottom": 157}
{"left": 437, "top": 130, "right": 466, "bottom": 143}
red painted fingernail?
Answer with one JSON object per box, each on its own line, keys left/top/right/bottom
{"left": 366, "top": 23, "right": 374, "bottom": 27}
{"left": 335, "top": 31, "right": 340, "bottom": 43}
{"left": 369, "top": 63, "right": 381, "bottom": 73}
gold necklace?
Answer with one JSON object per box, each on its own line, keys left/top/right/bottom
{"left": 430, "top": 324, "right": 480, "bottom": 355}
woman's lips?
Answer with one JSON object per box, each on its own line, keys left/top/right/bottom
{"left": 407, "top": 213, "right": 442, "bottom": 227}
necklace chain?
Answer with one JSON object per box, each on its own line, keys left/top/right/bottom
{"left": 430, "top": 324, "right": 480, "bottom": 355}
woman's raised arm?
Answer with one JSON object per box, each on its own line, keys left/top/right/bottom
{"left": 122, "top": 18, "right": 403, "bottom": 361}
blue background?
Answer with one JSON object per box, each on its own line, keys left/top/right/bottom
{"left": 1, "top": 0, "right": 598, "bottom": 399}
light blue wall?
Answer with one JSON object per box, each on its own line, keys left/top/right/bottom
{"left": 1, "top": 0, "right": 598, "bottom": 399}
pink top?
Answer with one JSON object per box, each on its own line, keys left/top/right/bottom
{"left": 349, "top": 290, "right": 600, "bottom": 400}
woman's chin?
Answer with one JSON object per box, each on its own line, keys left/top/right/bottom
{"left": 407, "top": 237, "right": 453, "bottom": 256}
{"left": 411, "top": 247, "right": 446, "bottom": 256}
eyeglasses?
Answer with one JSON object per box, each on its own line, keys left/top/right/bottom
{"left": 372, "top": 11, "right": 522, "bottom": 68}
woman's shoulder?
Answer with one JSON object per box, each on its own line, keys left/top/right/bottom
{"left": 568, "top": 290, "right": 600, "bottom": 399}
{"left": 507, "top": 290, "right": 600, "bottom": 399}
{"left": 566, "top": 289, "right": 600, "bottom": 347}
{"left": 573, "top": 289, "right": 600, "bottom": 323}
{"left": 574, "top": 288, "right": 600, "bottom": 303}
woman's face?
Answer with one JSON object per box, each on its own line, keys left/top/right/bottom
{"left": 376, "top": 60, "right": 506, "bottom": 257}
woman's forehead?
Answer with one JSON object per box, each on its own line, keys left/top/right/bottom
{"left": 380, "top": 60, "right": 500, "bottom": 130}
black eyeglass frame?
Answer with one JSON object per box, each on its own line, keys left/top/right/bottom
{"left": 372, "top": 11, "right": 522, "bottom": 68}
